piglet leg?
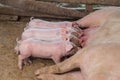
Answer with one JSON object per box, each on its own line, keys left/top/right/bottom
{"left": 18, "top": 55, "right": 24, "bottom": 70}
{"left": 18, "top": 54, "right": 31, "bottom": 69}
{"left": 23, "top": 58, "right": 32, "bottom": 66}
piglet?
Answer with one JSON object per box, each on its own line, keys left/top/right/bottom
{"left": 16, "top": 38, "right": 75, "bottom": 69}
{"left": 22, "top": 28, "right": 63, "bottom": 41}
{"left": 25, "top": 18, "right": 82, "bottom": 38}
{"left": 21, "top": 28, "right": 81, "bottom": 47}
{"left": 26, "top": 18, "right": 72, "bottom": 29}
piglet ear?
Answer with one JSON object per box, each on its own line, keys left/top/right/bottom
{"left": 66, "top": 42, "right": 73, "bottom": 52}
{"left": 30, "top": 17, "right": 34, "bottom": 21}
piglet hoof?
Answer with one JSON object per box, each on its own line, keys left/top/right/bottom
{"left": 28, "top": 59, "right": 32, "bottom": 64}
{"left": 23, "top": 59, "right": 32, "bottom": 66}
{"left": 18, "top": 66, "right": 22, "bottom": 70}
{"left": 27, "top": 58, "right": 32, "bottom": 64}
{"left": 18, "top": 64, "right": 23, "bottom": 70}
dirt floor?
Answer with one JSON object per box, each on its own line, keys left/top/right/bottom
{"left": 0, "top": 21, "right": 54, "bottom": 80}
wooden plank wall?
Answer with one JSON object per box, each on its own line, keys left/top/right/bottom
{"left": 0, "top": 0, "right": 120, "bottom": 21}
{"left": 38, "top": 0, "right": 120, "bottom": 6}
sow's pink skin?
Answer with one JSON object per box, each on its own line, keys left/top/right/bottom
{"left": 17, "top": 38, "right": 73, "bottom": 69}
{"left": 73, "top": 7, "right": 119, "bottom": 28}
{"left": 72, "top": 7, "right": 119, "bottom": 47}
{"left": 35, "top": 7, "right": 120, "bottom": 80}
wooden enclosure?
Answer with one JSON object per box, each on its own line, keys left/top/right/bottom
{"left": 0, "top": 0, "right": 120, "bottom": 21}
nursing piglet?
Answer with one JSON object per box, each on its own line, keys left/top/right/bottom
{"left": 22, "top": 28, "right": 81, "bottom": 47}
{"left": 22, "top": 28, "right": 63, "bottom": 41}
{"left": 26, "top": 18, "right": 72, "bottom": 29}
{"left": 17, "top": 38, "right": 74, "bottom": 69}
{"left": 25, "top": 19, "right": 82, "bottom": 38}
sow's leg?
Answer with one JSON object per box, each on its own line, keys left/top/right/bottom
{"left": 37, "top": 71, "right": 83, "bottom": 80}
{"left": 35, "top": 50, "right": 82, "bottom": 75}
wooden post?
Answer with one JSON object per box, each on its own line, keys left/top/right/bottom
{"left": 85, "top": 4, "right": 93, "bottom": 13}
